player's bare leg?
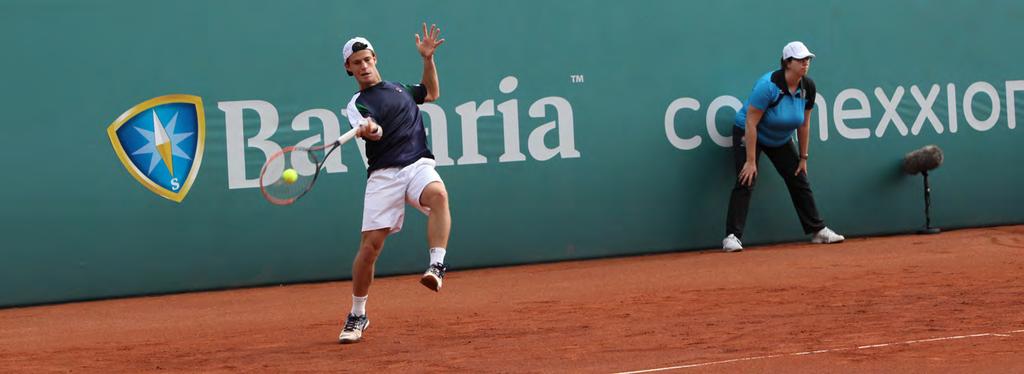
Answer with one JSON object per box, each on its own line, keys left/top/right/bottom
{"left": 418, "top": 181, "right": 450, "bottom": 291}
{"left": 352, "top": 228, "right": 389, "bottom": 297}
{"left": 340, "top": 228, "right": 388, "bottom": 344}
{"left": 420, "top": 182, "right": 450, "bottom": 248}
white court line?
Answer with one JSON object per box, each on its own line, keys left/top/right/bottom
{"left": 614, "top": 329, "right": 1023, "bottom": 374}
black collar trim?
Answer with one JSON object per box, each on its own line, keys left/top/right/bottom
{"left": 770, "top": 69, "right": 802, "bottom": 96}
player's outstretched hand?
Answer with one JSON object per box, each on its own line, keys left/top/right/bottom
{"left": 415, "top": 23, "right": 445, "bottom": 59}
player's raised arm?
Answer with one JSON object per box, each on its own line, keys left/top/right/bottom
{"left": 415, "top": 23, "right": 444, "bottom": 102}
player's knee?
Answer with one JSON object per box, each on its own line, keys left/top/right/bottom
{"left": 359, "top": 241, "right": 384, "bottom": 258}
{"left": 430, "top": 190, "right": 449, "bottom": 208}
{"left": 358, "top": 233, "right": 386, "bottom": 256}
{"left": 421, "top": 186, "right": 448, "bottom": 209}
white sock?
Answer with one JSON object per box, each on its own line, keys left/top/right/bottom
{"left": 429, "top": 247, "right": 446, "bottom": 265}
{"left": 351, "top": 295, "right": 367, "bottom": 316}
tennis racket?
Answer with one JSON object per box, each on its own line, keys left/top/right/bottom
{"left": 259, "top": 127, "right": 358, "bottom": 205}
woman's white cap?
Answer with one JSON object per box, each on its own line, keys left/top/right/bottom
{"left": 782, "top": 41, "right": 815, "bottom": 59}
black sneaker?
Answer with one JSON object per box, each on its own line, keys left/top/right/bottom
{"left": 419, "top": 263, "right": 447, "bottom": 292}
{"left": 338, "top": 313, "right": 369, "bottom": 344}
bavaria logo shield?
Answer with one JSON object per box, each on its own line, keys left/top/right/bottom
{"left": 107, "top": 95, "right": 205, "bottom": 202}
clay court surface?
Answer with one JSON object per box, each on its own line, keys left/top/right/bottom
{"left": 1, "top": 226, "right": 1022, "bottom": 373}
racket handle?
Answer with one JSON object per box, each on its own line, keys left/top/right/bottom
{"left": 336, "top": 127, "right": 358, "bottom": 145}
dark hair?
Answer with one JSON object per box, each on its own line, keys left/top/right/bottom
{"left": 346, "top": 42, "right": 375, "bottom": 76}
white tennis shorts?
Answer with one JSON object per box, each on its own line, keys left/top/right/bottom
{"left": 362, "top": 158, "right": 443, "bottom": 234}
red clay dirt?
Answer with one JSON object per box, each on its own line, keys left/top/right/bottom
{"left": 1, "top": 225, "right": 1022, "bottom": 373}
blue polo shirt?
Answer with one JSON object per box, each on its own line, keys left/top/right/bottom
{"left": 734, "top": 70, "right": 817, "bottom": 147}
{"left": 345, "top": 80, "right": 435, "bottom": 175}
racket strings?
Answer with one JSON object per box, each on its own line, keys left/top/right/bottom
{"left": 259, "top": 147, "right": 323, "bottom": 205}
{"left": 258, "top": 133, "right": 350, "bottom": 205}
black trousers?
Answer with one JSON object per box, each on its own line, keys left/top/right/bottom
{"left": 726, "top": 126, "right": 826, "bottom": 238}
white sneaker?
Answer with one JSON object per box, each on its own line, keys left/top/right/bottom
{"left": 811, "top": 227, "right": 845, "bottom": 244}
{"left": 722, "top": 234, "right": 743, "bottom": 252}
{"left": 419, "top": 263, "right": 446, "bottom": 292}
{"left": 338, "top": 313, "right": 369, "bottom": 344}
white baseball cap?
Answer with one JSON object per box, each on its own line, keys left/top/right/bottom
{"left": 782, "top": 41, "right": 815, "bottom": 60}
{"left": 343, "top": 37, "right": 374, "bottom": 63}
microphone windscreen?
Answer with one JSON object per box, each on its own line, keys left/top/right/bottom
{"left": 902, "top": 145, "right": 944, "bottom": 174}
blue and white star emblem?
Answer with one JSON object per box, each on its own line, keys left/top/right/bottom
{"left": 107, "top": 95, "right": 206, "bottom": 202}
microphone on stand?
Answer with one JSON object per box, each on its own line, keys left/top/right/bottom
{"left": 902, "top": 145, "right": 943, "bottom": 234}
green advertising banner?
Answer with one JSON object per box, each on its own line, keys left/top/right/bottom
{"left": 1, "top": 0, "right": 1021, "bottom": 307}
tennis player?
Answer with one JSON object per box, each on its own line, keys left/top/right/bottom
{"left": 338, "top": 23, "right": 450, "bottom": 344}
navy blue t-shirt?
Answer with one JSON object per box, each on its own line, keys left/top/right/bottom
{"left": 734, "top": 70, "right": 817, "bottom": 147}
{"left": 345, "top": 80, "right": 434, "bottom": 174}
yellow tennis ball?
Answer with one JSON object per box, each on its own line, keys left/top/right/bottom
{"left": 281, "top": 168, "right": 298, "bottom": 184}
